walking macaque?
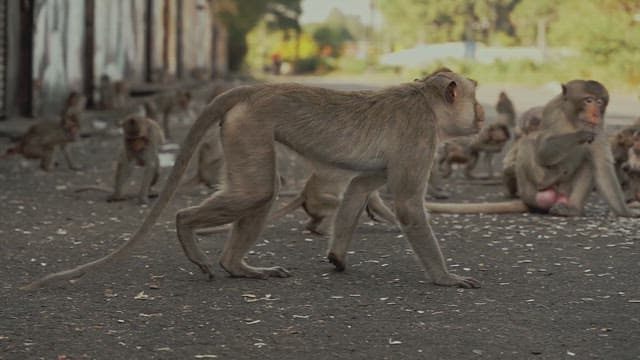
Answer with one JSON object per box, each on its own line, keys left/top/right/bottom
{"left": 143, "top": 90, "right": 193, "bottom": 139}
{"left": 106, "top": 116, "right": 165, "bottom": 204}
{"left": 495, "top": 91, "right": 516, "bottom": 127}
{"left": 426, "top": 80, "right": 639, "bottom": 218}
{"left": 437, "top": 122, "right": 510, "bottom": 179}
{"left": 271, "top": 164, "right": 397, "bottom": 235}
{"left": 98, "top": 75, "right": 128, "bottom": 110}
{"left": 24, "top": 69, "right": 484, "bottom": 290}
{"left": 3, "top": 112, "right": 82, "bottom": 171}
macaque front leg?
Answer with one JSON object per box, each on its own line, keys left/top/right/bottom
{"left": 327, "top": 173, "right": 386, "bottom": 271}
{"left": 138, "top": 160, "right": 158, "bottom": 204}
{"left": 463, "top": 153, "right": 480, "bottom": 179}
{"left": 162, "top": 110, "right": 172, "bottom": 139}
{"left": 388, "top": 164, "right": 479, "bottom": 288}
{"left": 536, "top": 131, "right": 594, "bottom": 167}
{"left": 107, "top": 155, "right": 132, "bottom": 202}
{"left": 61, "top": 144, "right": 82, "bottom": 171}
{"left": 40, "top": 149, "right": 55, "bottom": 171}
{"left": 484, "top": 153, "right": 495, "bottom": 178}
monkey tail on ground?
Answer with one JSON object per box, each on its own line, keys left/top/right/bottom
{"left": 74, "top": 185, "right": 113, "bottom": 193}
{"left": 22, "top": 86, "right": 255, "bottom": 290}
{"left": 424, "top": 199, "right": 529, "bottom": 214}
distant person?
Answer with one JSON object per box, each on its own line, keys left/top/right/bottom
{"left": 271, "top": 53, "right": 282, "bottom": 75}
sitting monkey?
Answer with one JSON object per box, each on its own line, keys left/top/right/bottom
{"left": 437, "top": 122, "right": 510, "bottom": 179}
{"left": 3, "top": 92, "right": 85, "bottom": 171}
{"left": 77, "top": 116, "right": 165, "bottom": 204}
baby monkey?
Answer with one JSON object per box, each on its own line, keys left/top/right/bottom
{"left": 437, "top": 122, "right": 510, "bottom": 179}
{"left": 107, "top": 116, "right": 164, "bottom": 204}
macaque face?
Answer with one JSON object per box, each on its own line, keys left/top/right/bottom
{"left": 563, "top": 80, "right": 609, "bottom": 129}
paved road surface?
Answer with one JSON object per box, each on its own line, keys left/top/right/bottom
{"left": 1, "top": 77, "right": 639, "bottom": 359}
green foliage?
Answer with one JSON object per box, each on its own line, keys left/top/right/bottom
{"left": 217, "top": 0, "right": 302, "bottom": 71}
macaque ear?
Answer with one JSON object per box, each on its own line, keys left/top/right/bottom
{"left": 561, "top": 84, "right": 568, "bottom": 97}
{"left": 444, "top": 81, "right": 457, "bottom": 104}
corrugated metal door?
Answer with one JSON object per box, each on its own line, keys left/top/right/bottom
{"left": 0, "top": 0, "right": 6, "bottom": 119}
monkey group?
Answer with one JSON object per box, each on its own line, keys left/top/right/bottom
{"left": 12, "top": 68, "right": 640, "bottom": 294}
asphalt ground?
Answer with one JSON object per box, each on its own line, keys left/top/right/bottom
{"left": 1, "top": 79, "right": 639, "bottom": 360}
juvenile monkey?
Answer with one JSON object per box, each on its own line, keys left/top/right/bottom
{"left": 108, "top": 116, "right": 165, "bottom": 204}
{"left": 437, "top": 122, "right": 510, "bottom": 179}
{"left": 610, "top": 120, "right": 640, "bottom": 182}
{"left": 495, "top": 91, "right": 516, "bottom": 127}
{"left": 426, "top": 80, "right": 638, "bottom": 217}
{"left": 144, "top": 90, "right": 193, "bottom": 140}
{"left": 4, "top": 112, "right": 82, "bottom": 171}
{"left": 98, "top": 75, "right": 128, "bottom": 110}
{"left": 616, "top": 128, "right": 640, "bottom": 203}
{"left": 24, "top": 69, "right": 484, "bottom": 290}
{"left": 271, "top": 164, "right": 397, "bottom": 235}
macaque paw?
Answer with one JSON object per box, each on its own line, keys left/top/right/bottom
{"left": 69, "top": 164, "right": 83, "bottom": 171}
{"left": 576, "top": 130, "right": 596, "bottom": 144}
{"left": 327, "top": 252, "right": 346, "bottom": 272}
{"left": 138, "top": 197, "right": 150, "bottom": 205}
{"left": 549, "top": 203, "right": 581, "bottom": 217}
{"left": 434, "top": 273, "right": 481, "bottom": 289}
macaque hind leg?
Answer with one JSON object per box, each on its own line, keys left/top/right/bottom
{"left": 220, "top": 202, "right": 290, "bottom": 279}
{"left": 176, "top": 127, "right": 284, "bottom": 279}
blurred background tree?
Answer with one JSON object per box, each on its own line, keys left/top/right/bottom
{"left": 222, "top": 0, "right": 640, "bottom": 87}
{"left": 217, "top": 0, "right": 302, "bottom": 72}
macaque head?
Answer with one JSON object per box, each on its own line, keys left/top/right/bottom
{"left": 444, "top": 142, "right": 470, "bottom": 164}
{"left": 64, "top": 91, "right": 87, "bottom": 115}
{"left": 100, "top": 74, "right": 111, "bottom": 85}
{"left": 524, "top": 115, "right": 541, "bottom": 134}
{"left": 562, "top": 80, "right": 609, "bottom": 129}
{"left": 121, "top": 116, "right": 151, "bottom": 152}
{"left": 487, "top": 123, "right": 510, "bottom": 144}
{"left": 422, "top": 68, "right": 484, "bottom": 137}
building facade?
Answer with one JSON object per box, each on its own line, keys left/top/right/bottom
{"left": 0, "top": 0, "right": 228, "bottom": 119}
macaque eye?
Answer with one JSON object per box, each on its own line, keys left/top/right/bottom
{"left": 584, "top": 97, "right": 594, "bottom": 104}
{"left": 596, "top": 98, "right": 604, "bottom": 105}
